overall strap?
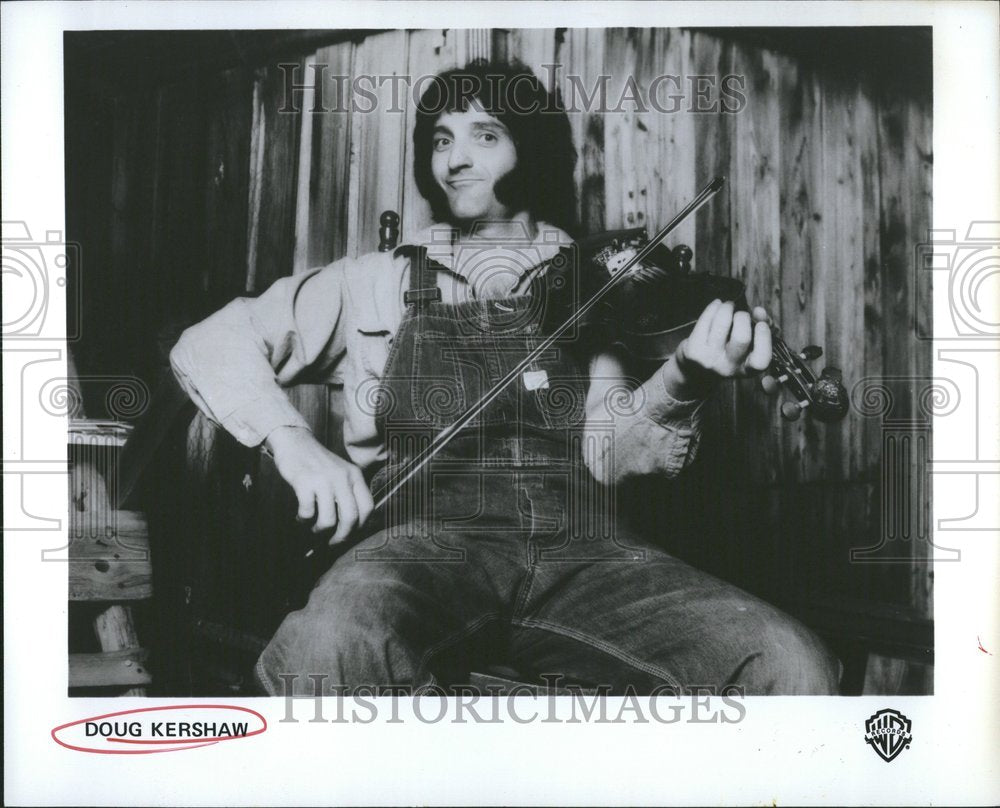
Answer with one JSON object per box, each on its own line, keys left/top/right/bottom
{"left": 396, "top": 245, "right": 442, "bottom": 307}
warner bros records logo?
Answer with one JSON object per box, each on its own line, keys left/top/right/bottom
{"left": 864, "top": 708, "right": 914, "bottom": 762}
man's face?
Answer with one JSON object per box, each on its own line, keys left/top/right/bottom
{"left": 430, "top": 109, "right": 519, "bottom": 224}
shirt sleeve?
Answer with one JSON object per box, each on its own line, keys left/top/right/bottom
{"left": 169, "top": 260, "right": 351, "bottom": 447}
{"left": 581, "top": 352, "right": 706, "bottom": 485}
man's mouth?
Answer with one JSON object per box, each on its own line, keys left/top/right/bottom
{"left": 447, "top": 178, "right": 482, "bottom": 188}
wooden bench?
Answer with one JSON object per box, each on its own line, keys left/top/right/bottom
{"left": 68, "top": 424, "right": 153, "bottom": 695}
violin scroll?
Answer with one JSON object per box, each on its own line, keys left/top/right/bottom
{"left": 760, "top": 333, "right": 849, "bottom": 423}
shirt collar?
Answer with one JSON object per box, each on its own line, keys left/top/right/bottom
{"left": 394, "top": 220, "right": 572, "bottom": 281}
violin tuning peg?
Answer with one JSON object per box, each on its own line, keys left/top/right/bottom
{"left": 378, "top": 210, "right": 400, "bottom": 252}
{"left": 800, "top": 345, "right": 822, "bottom": 361}
{"left": 671, "top": 244, "right": 693, "bottom": 273}
{"left": 780, "top": 401, "right": 803, "bottom": 421}
{"left": 760, "top": 374, "right": 779, "bottom": 395}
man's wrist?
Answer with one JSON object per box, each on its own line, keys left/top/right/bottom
{"left": 662, "top": 354, "right": 715, "bottom": 402}
{"left": 264, "top": 424, "right": 316, "bottom": 455}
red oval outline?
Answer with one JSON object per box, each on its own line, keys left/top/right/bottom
{"left": 51, "top": 704, "right": 267, "bottom": 755}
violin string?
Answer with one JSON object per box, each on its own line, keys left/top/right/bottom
{"left": 627, "top": 264, "right": 670, "bottom": 285}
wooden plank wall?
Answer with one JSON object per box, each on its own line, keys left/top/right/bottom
{"left": 88, "top": 27, "right": 932, "bottom": 618}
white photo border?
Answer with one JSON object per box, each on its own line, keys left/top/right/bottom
{"left": 3, "top": 2, "right": 998, "bottom": 805}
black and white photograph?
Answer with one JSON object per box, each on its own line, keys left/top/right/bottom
{"left": 3, "top": 2, "right": 998, "bottom": 805}
{"left": 62, "top": 24, "right": 933, "bottom": 698}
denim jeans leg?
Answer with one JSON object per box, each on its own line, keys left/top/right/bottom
{"left": 509, "top": 542, "right": 842, "bottom": 695}
{"left": 255, "top": 521, "right": 510, "bottom": 695}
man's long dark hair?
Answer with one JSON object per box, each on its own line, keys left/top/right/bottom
{"left": 413, "top": 60, "right": 578, "bottom": 236}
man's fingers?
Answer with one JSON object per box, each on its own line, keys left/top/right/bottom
{"left": 330, "top": 482, "right": 359, "bottom": 542}
{"left": 689, "top": 298, "right": 722, "bottom": 346}
{"left": 726, "top": 310, "right": 752, "bottom": 360}
{"left": 751, "top": 305, "right": 770, "bottom": 324}
{"left": 746, "top": 321, "right": 773, "bottom": 371}
{"left": 707, "top": 300, "right": 734, "bottom": 348}
{"left": 270, "top": 429, "right": 371, "bottom": 544}
{"left": 295, "top": 487, "right": 316, "bottom": 522}
{"left": 313, "top": 487, "right": 338, "bottom": 533}
{"left": 352, "top": 472, "right": 375, "bottom": 526}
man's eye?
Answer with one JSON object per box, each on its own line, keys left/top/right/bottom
{"left": 478, "top": 132, "right": 498, "bottom": 144}
{"left": 433, "top": 137, "right": 451, "bottom": 151}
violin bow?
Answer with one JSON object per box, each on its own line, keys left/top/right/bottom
{"left": 305, "top": 176, "right": 726, "bottom": 557}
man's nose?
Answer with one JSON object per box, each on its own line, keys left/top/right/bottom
{"left": 447, "top": 139, "right": 472, "bottom": 171}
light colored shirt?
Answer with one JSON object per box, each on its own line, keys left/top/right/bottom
{"left": 170, "top": 222, "right": 705, "bottom": 483}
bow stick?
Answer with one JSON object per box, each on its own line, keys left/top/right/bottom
{"left": 305, "top": 176, "right": 726, "bottom": 557}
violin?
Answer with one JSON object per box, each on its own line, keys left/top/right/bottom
{"left": 545, "top": 214, "right": 849, "bottom": 423}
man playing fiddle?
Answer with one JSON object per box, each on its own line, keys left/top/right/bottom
{"left": 171, "top": 60, "right": 840, "bottom": 695}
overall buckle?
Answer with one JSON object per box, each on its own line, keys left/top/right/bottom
{"left": 403, "top": 287, "right": 442, "bottom": 305}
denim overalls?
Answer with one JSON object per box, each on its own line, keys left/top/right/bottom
{"left": 256, "top": 248, "right": 840, "bottom": 696}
